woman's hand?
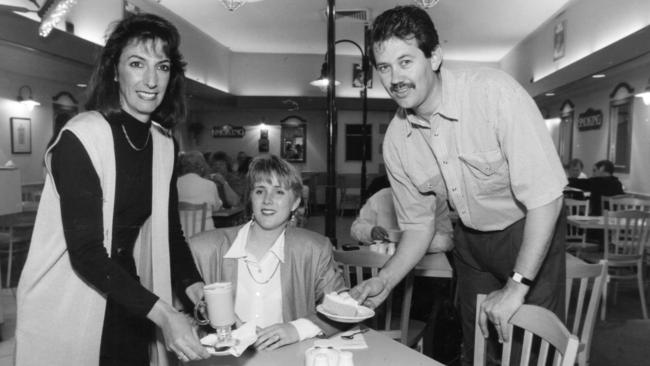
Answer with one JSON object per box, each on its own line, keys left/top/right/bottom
{"left": 185, "top": 281, "right": 205, "bottom": 305}
{"left": 253, "top": 323, "right": 299, "bottom": 351}
{"left": 148, "top": 300, "right": 211, "bottom": 362}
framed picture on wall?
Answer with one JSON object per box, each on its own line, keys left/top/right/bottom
{"left": 553, "top": 20, "right": 566, "bottom": 61}
{"left": 10, "top": 117, "right": 31, "bottom": 154}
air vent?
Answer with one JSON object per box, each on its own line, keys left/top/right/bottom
{"left": 324, "top": 8, "right": 370, "bottom": 23}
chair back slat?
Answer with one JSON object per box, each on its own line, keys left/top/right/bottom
{"left": 474, "top": 294, "right": 580, "bottom": 366}
{"left": 565, "top": 258, "right": 607, "bottom": 366}
{"left": 178, "top": 201, "right": 208, "bottom": 241}
{"left": 333, "top": 250, "right": 422, "bottom": 347}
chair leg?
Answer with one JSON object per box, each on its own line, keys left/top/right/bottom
{"left": 6, "top": 236, "right": 13, "bottom": 288}
{"left": 601, "top": 275, "right": 609, "bottom": 321}
{"left": 637, "top": 263, "right": 648, "bottom": 319}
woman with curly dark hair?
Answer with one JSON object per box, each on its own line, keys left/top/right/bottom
{"left": 17, "top": 14, "right": 210, "bottom": 365}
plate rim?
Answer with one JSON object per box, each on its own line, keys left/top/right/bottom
{"left": 316, "top": 304, "right": 375, "bottom": 322}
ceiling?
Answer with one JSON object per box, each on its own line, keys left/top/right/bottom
{"left": 159, "top": 0, "right": 573, "bottom": 62}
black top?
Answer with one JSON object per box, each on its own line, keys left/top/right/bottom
{"left": 51, "top": 110, "right": 202, "bottom": 316}
{"left": 568, "top": 176, "right": 625, "bottom": 215}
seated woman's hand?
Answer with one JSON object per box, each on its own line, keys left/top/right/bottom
{"left": 253, "top": 323, "right": 299, "bottom": 351}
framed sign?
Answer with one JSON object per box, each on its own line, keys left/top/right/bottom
{"left": 10, "top": 117, "right": 31, "bottom": 154}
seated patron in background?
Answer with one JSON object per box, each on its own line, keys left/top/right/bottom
{"left": 189, "top": 155, "right": 348, "bottom": 351}
{"left": 567, "top": 158, "right": 588, "bottom": 179}
{"left": 351, "top": 187, "right": 453, "bottom": 252}
{"left": 568, "top": 159, "right": 624, "bottom": 215}
{"left": 177, "top": 151, "right": 222, "bottom": 232}
{"left": 207, "top": 151, "right": 241, "bottom": 208}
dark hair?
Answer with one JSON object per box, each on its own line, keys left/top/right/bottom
{"left": 370, "top": 5, "right": 439, "bottom": 66}
{"left": 595, "top": 160, "right": 615, "bottom": 175}
{"left": 247, "top": 155, "right": 303, "bottom": 201}
{"left": 85, "top": 13, "right": 186, "bottom": 128}
{"left": 208, "top": 151, "right": 234, "bottom": 172}
{"left": 569, "top": 158, "right": 584, "bottom": 170}
{"left": 237, "top": 156, "right": 253, "bottom": 176}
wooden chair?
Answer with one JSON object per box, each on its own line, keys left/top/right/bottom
{"left": 338, "top": 187, "right": 361, "bottom": 216}
{"left": 333, "top": 250, "right": 426, "bottom": 350}
{"left": 474, "top": 294, "right": 579, "bottom": 366}
{"left": 565, "top": 257, "right": 607, "bottom": 366}
{"left": 178, "top": 202, "right": 208, "bottom": 241}
{"left": 600, "top": 194, "right": 633, "bottom": 214}
{"left": 0, "top": 224, "right": 32, "bottom": 287}
{"left": 608, "top": 196, "right": 650, "bottom": 212}
{"left": 565, "top": 198, "right": 599, "bottom": 257}
{"left": 600, "top": 210, "right": 649, "bottom": 320}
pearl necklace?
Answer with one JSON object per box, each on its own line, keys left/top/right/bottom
{"left": 121, "top": 124, "right": 150, "bottom": 151}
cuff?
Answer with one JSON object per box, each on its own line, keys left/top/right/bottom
{"left": 289, "top": 318, "right": 323, "bottom": 341}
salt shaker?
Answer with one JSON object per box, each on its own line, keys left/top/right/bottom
{"left": 338, "top": 351, "right": 354, "bottom": 366}
{"left": 312, "top": 353, "right": 329, "bottom": 366}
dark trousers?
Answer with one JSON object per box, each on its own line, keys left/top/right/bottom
{"left": 454, "top": 213, "right": 566, "bottom": 365}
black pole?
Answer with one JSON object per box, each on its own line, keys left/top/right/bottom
{"left": 325, "top": 0, "right": 337, "bottom": 246}
{"left": 360, "top": 24, "right": 370, "bottom": 203}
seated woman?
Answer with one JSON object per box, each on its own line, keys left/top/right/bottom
{"left": 189, "top": 154, "right": 348, "bottom": 350}
{"left": 207, "top": 151, "right": 242, "bottom": 208}
{"left": 177, "top": 151, "right": 223, "bottom": 232}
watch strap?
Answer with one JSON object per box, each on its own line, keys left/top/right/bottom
{"left": 510, "top": 271, "right": 534, "bottom": 286}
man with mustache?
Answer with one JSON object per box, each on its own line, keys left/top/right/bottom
{"left": 350, "top": 6, "right": 567, "bottom": 364}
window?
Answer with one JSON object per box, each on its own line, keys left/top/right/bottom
{"left": 608, "top": 83, "right": 634, "bottom": 173}
{"left": 345, "top": 124, "right": 372, "bottom": 161}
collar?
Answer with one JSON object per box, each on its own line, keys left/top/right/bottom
{"left": 224, "top": 220, "right": 286, "bottom": 263}
{"left": 402, "top": 67, "right": 460, "bottom": 136}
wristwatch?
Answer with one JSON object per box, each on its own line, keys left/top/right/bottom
{"left": 510, "top": 271, "right": 534, "bottom": 286}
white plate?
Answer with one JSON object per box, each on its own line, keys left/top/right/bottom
{"left": 316, "top": 304, "right": 375, "bottom": 323}
{"left": 200, "top": 336, "right": 239, "bottom": 356}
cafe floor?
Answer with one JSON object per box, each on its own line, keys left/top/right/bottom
{"left": 0, "top": 211, "right": 647, "bottom": 365}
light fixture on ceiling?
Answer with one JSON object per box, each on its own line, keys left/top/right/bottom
{"left": 414, "top": 0, "right": 440, "bottom": 8}
{"left": 592, "top": 74, "right": 606, "bottom": 79}
{"left": 37, "top": 0, "right": 78, "bottom": 37}
{"left": 545, "top": 92, "right": 555, "bottom": 97}
{"left": 635, "top": 78, "right": 650, "bottom": 106}
{"left": 17, "top": 85, "right": 41, "bottom": 110}
{"left": 309, "top": 62, "right": 341, "bottom": 92}
{"left": 221, "top": 0, "right": 263, "bottom": 12}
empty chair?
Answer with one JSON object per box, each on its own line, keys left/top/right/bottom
{"left": 178, "top": 201, "right": 208, "bottom": 241}
{"left": 607, "top": 196, "right": 650, "bottom": 212}
{"left": 600, "top": 210, "right": 649, "bottom": 320}
{"left": 565, "top": 257, "right": 607, "bottom": 366}
{"left": 333, "top": 249, "right": 426, "bottom": 350}
{"left": 565, "top": 198, "right": 599, "bottom": 257}
{"left": 474, "top": 294, "right": 579, "bottom": 366}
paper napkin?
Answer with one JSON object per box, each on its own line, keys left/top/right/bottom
{"left": 200, "top": 322, "right": 258, "bottom": 357}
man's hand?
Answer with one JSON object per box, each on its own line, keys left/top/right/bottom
{"left": 349, "top": 277, "right": 390, "bottom": 309}
{"left": 478, "top": 281, "right": 527, "bottom": 343}
{"left": 371, "top": 226, "right": 389, "bottom": 241}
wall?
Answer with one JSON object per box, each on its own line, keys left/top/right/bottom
{"left": 502, "top": 0, "right": 650, "bottom": 93}
{"left": 537, "top": 60, "right": 650, "bottom": 195}
{"left": 0, "top": 69, "right": 84, "bottom": 184}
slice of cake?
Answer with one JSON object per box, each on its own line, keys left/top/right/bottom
{"left": 322, "top": 291, "right": 359, "bottom": 317}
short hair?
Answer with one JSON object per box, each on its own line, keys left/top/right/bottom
{"left": 370, "top": 5, "right": 439, "bottom": 66}
{"left": 85, "top": 13, "right": 187, "bottom": 128}
{"left": 569, "top": 158, "right": 584, "bottom": 169}
{"left": 207, "top": 151, "right": 233, "bottom": 172}
{"left": 247, "top": 155, "right": 303, "bottom": 201}
{"left": 595, "top": 160, "right": 615, "bottom": 175}
{"left": 178, "top": 151, "right": 210, "bottom": 176}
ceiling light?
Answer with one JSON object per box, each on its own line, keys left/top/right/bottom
{"left": 592, "top": 74, "right": 606, "bottom": 79}
{"left": 635, "top": 78, "right": 650, "bottom": 106}
{"left": 17, "top": 85, "right": 40, "bottom": 110}
{"left": 221, "top": 0, "right": 263, "bottom": 12}
{"left": 545, "top": 92, "right": 555, "bottom": 96}
{"left": 76, "top": 83, "right": 87, "bottom": 88}
{"left": 38, "top": 0, "right": 78, "bottom": 37}
{"left": 414, "top": 0, "right": 440, "bottom": 8}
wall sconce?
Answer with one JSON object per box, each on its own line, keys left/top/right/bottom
{"left": 258, "top": 123, "right": 269, "bottom": 153}
{"left": 17, "top": 85, "right": 41, "bottom": 110}
{"left": 309, "top": 62, "right": 341, "bottom": 92}
{"left": 635, "top": 78, "right": 650, "bottom": 106}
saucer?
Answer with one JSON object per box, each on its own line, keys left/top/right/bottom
{"left": 316, "top": 304, "right": 375, "bottom": 323}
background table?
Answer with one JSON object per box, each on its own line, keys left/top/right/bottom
{"left": 188, "top": 328, "right": 443, "bottom": 366}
